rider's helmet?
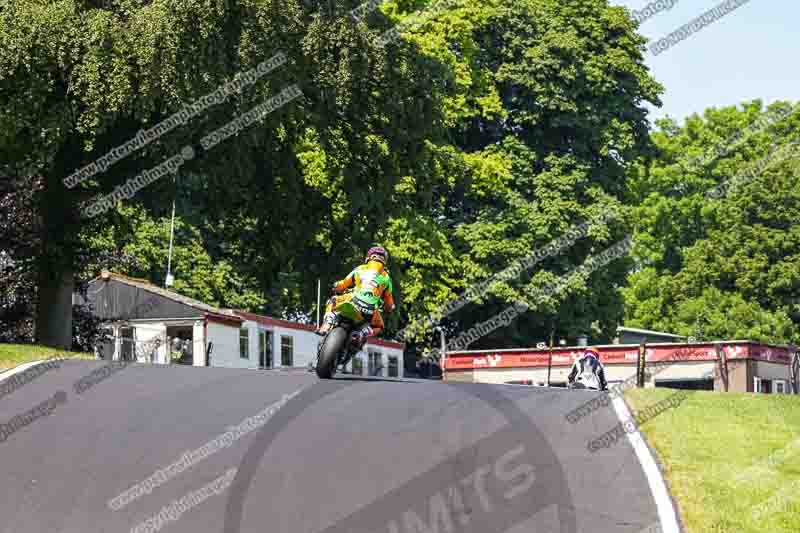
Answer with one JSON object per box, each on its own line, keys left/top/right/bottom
{"left": 583, "top": 346, "right": 601, "bottom": 360}
{"left": 365, "top": 245, "right": 389, "bottom": 265}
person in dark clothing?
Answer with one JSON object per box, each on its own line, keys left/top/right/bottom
{"left": 568, "top": 347, "right": 608, "bottom": 391}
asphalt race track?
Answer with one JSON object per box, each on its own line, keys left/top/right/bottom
{"left": 0, "top": 359, "right": 676, "bottom": 533}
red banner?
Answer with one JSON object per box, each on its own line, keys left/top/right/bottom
{"left": 445, "top": 342, "right": 791, "bottom": 370}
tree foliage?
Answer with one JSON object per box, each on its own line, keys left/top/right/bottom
{"left": 8, "top": 0, "right": 752, "bottom": 356}
{"left": 623, "top": 101, "right": 800, "bottom": 344}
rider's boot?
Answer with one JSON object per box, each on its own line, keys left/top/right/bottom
{"left": 316, "top": 312, "right": 336, "bottom": 336}
{"left": 350, "top": 325, "right": 374, "bottom": 351}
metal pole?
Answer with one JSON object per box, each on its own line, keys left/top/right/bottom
{"left": 165, "top": 191, "right": 177, "bottom": 287}
{"left": 546, "top": 328, "right": 554, "bottom": 387}
{"left": 437, "top": 327, "right": 446, "bottom": 380}
{"left": 316, "top": 279, "right": 321, "bottom": 327}
{"left": 637, "top": 342, "right": 647, "bottom": 388}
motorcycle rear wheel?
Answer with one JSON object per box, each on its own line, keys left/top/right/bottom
{"left": 316, "top": 326, "right": 349, "bottom": 379}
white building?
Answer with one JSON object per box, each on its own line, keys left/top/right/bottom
{"left": 82, "top": 271, "right": 404, "bottom": 377}
{"left": 218, "top": 311, "right": 405, "bottom": 377}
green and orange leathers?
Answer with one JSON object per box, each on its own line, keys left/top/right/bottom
{"left": 325, "top": 260, "right": 394, "bottom": 335}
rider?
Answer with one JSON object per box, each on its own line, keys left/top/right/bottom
{"left": 568, "top": 347, "right": 608, "bottom": 391}
{"left": 316, "top": 245, "right": 395, "bottom": 349}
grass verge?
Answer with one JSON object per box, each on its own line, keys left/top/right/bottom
{"left": 0, "top": 343, "right": 95, "bottom": 371}
{"left": 625, "top": 388, "right": 800, "bottom": 533}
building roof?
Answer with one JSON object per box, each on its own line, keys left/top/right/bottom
{"left": 89, "top": 272, "right": 405, "bottom": 349}
{"left": 616, "top": 326, "right": 687, "bottom": 338}
{"left": 89, "top": 271, "right": 241, "bottom": 323}
{"left": 234, "top": 310, "right": 317, "bottom": 332}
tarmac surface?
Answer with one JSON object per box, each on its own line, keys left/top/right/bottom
{"left": 0, "top": 359, "right": 672, "bottom": 533}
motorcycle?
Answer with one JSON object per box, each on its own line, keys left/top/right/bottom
{"left": 314, "top": 289, "right": 381, "bottom": 379}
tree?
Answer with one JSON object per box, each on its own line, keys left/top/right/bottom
{"left": 0, "top": 0, "right": 449, "bottom": 347}
{"left": 623, "top": 100, "right": 800, "bottom": 344}
{"left": 382, "top": 0, "right": 660, "bottom": 348}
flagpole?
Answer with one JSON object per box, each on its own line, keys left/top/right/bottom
{"left": 316, "top": 278, "right": 321, "bottom": 327}
{"left": 546, "top": 327, "right": 554, "bottom": 387}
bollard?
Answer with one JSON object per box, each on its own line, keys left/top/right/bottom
{"left": 714, "top": 343, "right": 729, "bottom": 392}
{"left": 636, "top": 342, "right": 647, "bottom": 388}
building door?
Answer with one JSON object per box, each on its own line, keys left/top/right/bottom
{"left": 259, "top": 330, "right": 273, "bottom": 369}
{"left": 120, "top": 327, "right": 134, "bottom": 361}
{"left": 368, "top": 350, "right": 382, "bottom": 376}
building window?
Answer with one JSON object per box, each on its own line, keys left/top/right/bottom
{"left": 240, "top": 328, "right": 249, "bottom": 359}
{"left": 388, "top": 356, "right": 399, "bottom": 377}
{"left": 352, "top": 357, "right": 363, "bottom": 375}
{"left": 368, "top": 350, "right": 382, "bottom": 376}
{"left": 754, "top": 377, "right": 773, "bottom": 394}
{"left": 259, "top": 330, "right": 273, "bottom": 369}
{"left": 776, "top": 380, "right": 787, "bottom": 394}
{"left": 281, "top": 335, "right": 293, "bottom": 367}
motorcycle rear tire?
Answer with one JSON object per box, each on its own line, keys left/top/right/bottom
{"left": 316, "top": 326, "right": 349, "bottom": 379}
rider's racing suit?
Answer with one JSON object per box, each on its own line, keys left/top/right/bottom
{"left": 320, "top": 260, "right": 395, "bottom": 344}
{"left": 567, "top": 354, "right": 608, "bottom": 391}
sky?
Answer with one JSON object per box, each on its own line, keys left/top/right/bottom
{"left": 613, "top": 0, "right": 798, "bottom": 126}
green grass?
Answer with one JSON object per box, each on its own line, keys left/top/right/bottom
{"left": 625, "top": 388, "right": 800, "bottom": 533}
{"left": 0, "top": 343, "right": 95, "bottom": 371}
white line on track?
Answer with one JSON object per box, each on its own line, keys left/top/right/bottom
{"left": 0, "top": 358, "right": 65, "bottom": 384}
{"left": 611, "top": 394, "right": 682, "bottom": 533}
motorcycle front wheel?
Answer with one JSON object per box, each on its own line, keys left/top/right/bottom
{"left": 316, "top": 326, "right": 349, "bottom": 379}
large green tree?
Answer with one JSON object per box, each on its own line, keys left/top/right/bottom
{"left": 379, "top": 0, "right": 661, "bottom": 349}
{"left": 3, "top": 0, "right": 691, "bottom": 358}
{"left": 623, "top": 100, "right": 800, "bottom": 344}
{"left": 0, "top": 0, "right": 448, "bottom": 347}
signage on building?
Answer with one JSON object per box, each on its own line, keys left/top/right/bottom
{"left": 445, "top": 342, "right": 793, "bottom": 370}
